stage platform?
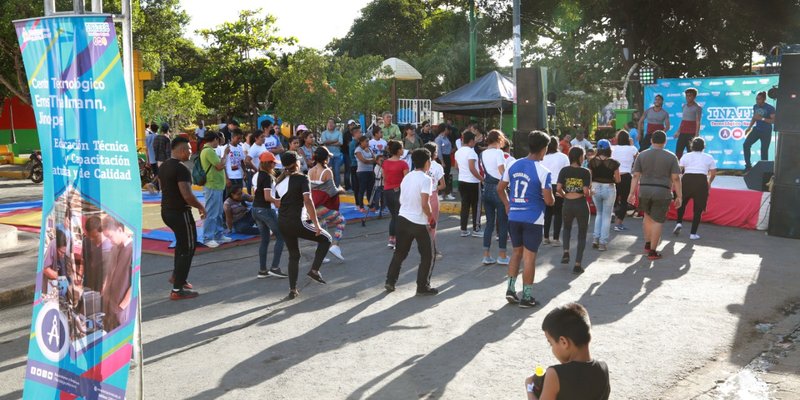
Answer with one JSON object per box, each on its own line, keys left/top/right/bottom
{"left": 665, "top": 176, "right": 770, "bottom": 231}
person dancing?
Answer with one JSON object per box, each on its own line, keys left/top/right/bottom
{"left": 480, "top": 130, "right": 511, "bottom": 265}
{"left": 423, "top": 143, "right": 446, "bottom": 260}
{"left": 743, "top": 91, "right": 776, "bottom": 172}
{"left": 588, "top": 140, "right": 620, "bottom": 251}
{"left": 252, "top": 151, "right": 287, "bottom": 279}
{"left": 308, "top": 147, "right": 346, "bottom": 261}
{"left": 382, "top": 140, "right": 409, "bottom": 249}
{"left": 675, "top": 88, "right": 702, "bottom": 159}
{"left": 541, "top": 136, "right": 570, "bottom": 247}
{"left": 611, "top": 130, "right": 638, "bottom": 231}
{"left": 558, "top": 147, "right": 592, "bottom": 274}
{"left": 637, "top": 94, "right": 670, "bottom": 151}
{"left": 674, "top": 137, "right": 717, "bottom": 240}
{"left": 275, "top": 151, "right": 332, "bottom": 299}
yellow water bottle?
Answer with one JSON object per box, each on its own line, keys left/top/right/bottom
{"left": 532, "top": 365, "right": 546, "bottom": 397}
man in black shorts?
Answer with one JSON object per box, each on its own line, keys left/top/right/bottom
{"left": 159, "top": 136, "right": 206, "bottom": 300}
{"left": 628, "top": 130, "right": 681, "bottom": 260}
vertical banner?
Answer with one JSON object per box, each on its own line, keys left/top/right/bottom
{"left": 644, "top": 75, "right": 778, "bottom": 169}
{"left": 14, "top": 15, "right": 142, "bottom": 400}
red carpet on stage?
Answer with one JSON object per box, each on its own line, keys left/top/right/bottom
{"left": 666, "top": 176, "right": 766, "bottom": 230}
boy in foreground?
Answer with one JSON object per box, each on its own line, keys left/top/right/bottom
{"left": 526, "top": 303, "right": 610, "bottom": 400}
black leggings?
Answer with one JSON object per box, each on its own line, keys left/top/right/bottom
{"left": 743, "top": 129, "right": 772, "bottom": 167}
{"left": 442, "top": 156, "right": 453, "bottom": 195}
{"left": 384, "top": 188, "right": 401, "bottom": 237}
{"left": 386, "top": 216, "right": 434, "bottom": 289}
{"left": 677, "top": 173, "right": 709, "bottom": 234}
{"left": 161, "top": 208, "right": 197, "bottom": 290}
{"left": 562, "top": 198, "right": 589, "bottom": 264}
{"left": 278, "top": 218, "right": 332, "bottom": 289}
{"left": 675, "top": 133, "right": 694, "bottom": 159}
{"left": 614, "top": 173, "right": 632, "bottom": 222}
{"left": 459, "top": 181, "right": 480, "bottom": 231}
{"left": 544, "top": 184, "right": 563, "bottom": 240}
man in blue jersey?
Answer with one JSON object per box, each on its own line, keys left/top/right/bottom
{"left": 743, "top": 91, "right": 776, "bottom": 172}
{"left": 498, "top": 131, "right": 555, "bottom": 308}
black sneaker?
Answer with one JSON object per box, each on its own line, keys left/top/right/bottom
{"left": 257, "top": 270, "right": 269, "bottom": 279}
{"left": 505, "top": 290, "right": 520, "bottom": 304}
{"left": 416, "top": 286, "right": 439, "bottom": 296}
{"left": 307, "top": 270, "right": 327, "bottom": 284}
{"left": 518, "top": 297, "right": 538, "bottom": 308}
{"left": 170, "top": 289, "right": 199, "bottom": 300}
{"left": 561, "top": 252, "right": 570, "bottom": 264}
{"left": 573, "top": 265, "right": 585, "bottom": 275}
{"left": 268, "top": 268, "right": 289, "bottom": 279}
{"left": 384, "top": 282, "right": 396, "bottom": 292}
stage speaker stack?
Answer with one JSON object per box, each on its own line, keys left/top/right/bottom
{"left": 768, "top": 53, "right": 800, "bottom": 239}
{"left": 514, "top": 67, "right": 548, "bottom": 159}
{"left": 744, "top": 161, "right": 774, "bottom": 191}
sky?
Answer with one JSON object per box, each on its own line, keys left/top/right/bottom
{"left": 180, "top": 0, "right": 372, "bottom": 50}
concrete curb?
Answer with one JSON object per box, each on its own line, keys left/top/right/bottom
{"left": 0, "top": 285, "right": 34, "bottom": 310}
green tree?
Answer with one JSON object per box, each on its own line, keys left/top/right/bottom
{"left": 198, "top": 9, "right": 295, "bottom": 127}
{"left": 132, "top": 0, "right": 190, "bottom": 78}
{"left": 141, "top": 79, "right": 207, "bottom": 131}
{"left": 273, "top": 49, "right": 334, "bottom": 131}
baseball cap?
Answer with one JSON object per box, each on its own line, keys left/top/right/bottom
{"left": 597, "top": 139, "right": 611, "bottom": 150}
{"left": 296, "top": 124, "right": 308, "bottom": 133}
{"left": 347, "top": 119, "right": 356, "bottom": 125}
{"left": 160, "top": 122, "right": 170, "bottom": 132}
{"left": 259, "top": 151, "right": 276, "bottom": 164}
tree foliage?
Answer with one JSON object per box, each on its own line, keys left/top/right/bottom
{"left": 141, "top": 79, "right": 207, "bottom": 131}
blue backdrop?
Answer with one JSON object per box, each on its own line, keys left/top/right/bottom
{"left": 644, "top": 75, "right": 778, "bottom": 169}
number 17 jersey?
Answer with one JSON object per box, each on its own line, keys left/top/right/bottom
{"left": 502, "top": 158, "right": 551, "bottom": 224}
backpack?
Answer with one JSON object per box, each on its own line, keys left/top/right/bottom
{"left": 191, "top": 150, "right": 213, "bottom": 186}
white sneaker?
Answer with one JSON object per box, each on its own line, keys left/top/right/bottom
{"left": 204, "top": 240, "right": 219, "bottom": 248}
{"left": 460, "top": 230, "right": 470, "bottom": 237}
{"left": 323, "top": 257, "right": 331, "bottom": 263}
{"left": 218, "top": 235, "right": 233, "bottom": 244}
{"left": 673, "top": 223, "right": 682, "bottom": 236}
{"left": 690, "top": 234, "right": 701, "bottom": 240}
{"left": 445, "top": 194, "right": 456, "bottom": 201}
{"left": 329, "top": 245, "right": 345, "bottom": 261}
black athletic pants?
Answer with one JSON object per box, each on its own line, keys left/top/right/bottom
{"left": 676, "top": 173, "right": 709, "bottom": 235}
{"left": 386, "top": 216, "right": 434, "bottom": 289}
{"left": 279, "top": 219, "right": 332, "bottom": 289}
{"left": 161, "top": 208, "right": 197, "bottom": 290}
{"left": 459, "top": 181, "right": 480, "bottom": 231}
{"left": 544, "top": 184, "right": 563, "bottom": 240}
{"left": 442, "top": 155, "right": 453, "bottom": 195}
{"left": 743, "top": 129, "right": 772, "bottom": 168}
{"left": 614, "top": 173, "right": 632, "bottom": 222}
{"left": 675, "top": 133, "right": 694, "bottom": 159}
{"left": 562, "top": 198, "right": 589, "bottom": 264}
{"left": 385, "top": 188, "right": 402, "bottom": 237}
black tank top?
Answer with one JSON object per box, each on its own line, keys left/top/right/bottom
{"left": 551, "top": 360, "right": 610, "bottom": 400}
{"left": 588, "top": 157, "right": 620, "bottom": 184}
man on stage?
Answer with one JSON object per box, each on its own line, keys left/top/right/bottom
{"left": 743, "top": 91, "right": 776, "bottom": 172}
{"left": 675, "top": 88, "right": 702, "bottom": 159}
{"left": 638, "top": 94, "right": 670, "bottom": 151}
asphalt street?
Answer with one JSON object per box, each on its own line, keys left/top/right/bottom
{"left": 1, "top": 213, "right": 798, "bottom": 399}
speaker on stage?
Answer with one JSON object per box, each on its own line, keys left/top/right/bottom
{"left": 744, "top": 161, "right": 774, "bottom": 191}
{"left": 512, "top": 130, "right": 531, "bottom": 159}
{"left": 769, "top": 184, "right": 800, "bottom": 239}
{"left": 775, "top": 53, "right": 800, "bottom": 132}
{"left": 516, "top": 67, "right": 547, "bottom": 132}
{"left": 773, "top": 134, "right": 800, "bottom": 186}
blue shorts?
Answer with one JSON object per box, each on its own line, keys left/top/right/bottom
{"left": 508, "top": 221, "right": 543, "bottom": 252}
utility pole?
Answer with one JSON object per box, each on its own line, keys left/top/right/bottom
{"left": 469, "top": 0, "right": 476, "bottom": 82}
{"left": 512, "top": 0, "right": 520, "bottom": 131}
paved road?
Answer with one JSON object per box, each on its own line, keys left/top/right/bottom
{"left": 0, "top": 179, "right": 43, "bottom": 204}
{"left": 1, "top": 215, "right": 798, "bottom": 399}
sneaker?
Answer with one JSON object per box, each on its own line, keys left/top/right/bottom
{"left": 203, "top": 240, "right": 220, "bottom": 248}
{"left": 471, "top": 230, "right": 483, "bottom": 238}
{"left": 550, "top": 240, "right": 561, "bottom": 247}
{"left": 460, "top": 230, "right": 470, "bottom": 237}
{"left": 481, "top": 256, "right": 497, "bottom": 265}
{"left": 573, "top": 265, "right": 585, "bottom": 274}
{"left": 592, "top": 239, "right": 599, "bottom": 249}
{"left": 384, "top": 282, "right": 396, "bottom": 292}
{"left": 690, "top": 234, "right": 701, "bottom": 240}
{"left": 505, "top": 290, "right": 520, "bottom": 304}
{"left": 673, "top": 223, "right": 682, "bottom": 236}
{"left": 518, "top": 297, "right": 538, "bottom": 308}
{"left": 257, "top": 270, "right": 269, "bottom": 279}
{"left": 435, "top": 252, "right": 444, "bottom": 261}
{"left": 218, "top": 235, "right": 233, "bottom": 244}
{"left": 647, "top": 250, "right": 663, "bottom": 260}
{"left": 497, "top": 256, "right": 510, "bottom": 265}
{"left": 307, "top": 270, "right": 327, "bottom": 284}
{"left": 323, "top": 257, "right": 331, "bottom": 263}
{"left": 632, "top": 212, "right": 644, "bottom": 219}
{"left": 598, "top": 244, "right": 607, "bottom": 251}
{"left": 329, "top": 244, "right": 345, "bottom": 261}
{"left": 288, "top": 289, "right": 300, "bottom": 299}
{"left": 268, "top": 268, "right": 289, "bottom": 278}
{"left": 416, "top": 286, "right": 439, "bottom": 296}
{"left": 613, "top": 224, "right": 628, "bottom": 232}
{"left": 445, "top": 194, "right": 456, "bottom": 201}
{"left": 168, "top": 275, "right": 193, "bottom": 289}
{"left": 561, "top": 252, "right": 570, "bottom": 264}
{"left": 542, "top": 238, "right": 551, "bottom": 245}
{"left": 170, "top": 289, "right": 199, "bottom": 300}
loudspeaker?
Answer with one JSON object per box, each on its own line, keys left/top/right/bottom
{"left": 775, "top": 53, "right": 800, "bottom": 132}
{"left": 768, "top": 184, "right": 800, "bottom": 239}
{"left": 744, "top": 161, "right": 774, "bottom": 191}
{"left": 517, "top": 67, "right": 547, "bottom": 131}
{"left": 774, "top": 133, "right": 800, "bottom": 186}
{"left": 512, "top": 130, "right": 531, "bottom": 159}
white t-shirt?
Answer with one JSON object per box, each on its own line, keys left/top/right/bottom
{"left": 427, "top": 160, "right": 445, "bottom": 190}
{"left": 503, "top": 153, "right": 517, "bottom": 172}
{"left": 571, "top": 138, "right": 592, "bottom": 151}
{"left": 541, "top": 152, "right": 570, "bottom": 185}
{"left": 455, "top": 146, "right": 480, "bottom": 183}
{"left": 248, "top": 143, "right": 267, "bottom": 169}
{"left": 264, "top": 135, "right": 282, "bottom": 152}
{"left": 369, "top": 138, "right": 388, "bottom": 155}
{"left": 455, "top": 138, "right": 462, "bottom": 150}
{"left": 680, "top": 152, "right": 717, "bottom": 175}
{"left": 611, "top": 145, "right": 638, "bottom": 174}
{"left": 481, "top": 148, "right": 506, "bottom": 180}
{"left": 223, "top": 143, "right": 246, "bottom": 179}
{"left": 399, "top": 170, "right": 433, "bottom": 225}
